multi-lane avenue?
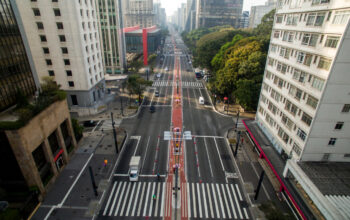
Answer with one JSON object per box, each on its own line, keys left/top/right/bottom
{"left": 97, "top": 30, "right": 250, "bottom": 220}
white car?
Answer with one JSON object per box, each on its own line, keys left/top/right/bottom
{"left": 156, "top": 73, "right": 161, "bottom": 78}
{"left": 165, "top": 67, "right": 168, "bottom": 71}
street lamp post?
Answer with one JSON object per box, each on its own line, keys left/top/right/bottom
{"left": 111, "top": 112, "right": 119, "bottom": 154}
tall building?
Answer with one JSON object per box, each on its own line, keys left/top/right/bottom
{"left": 96, "top": 0, "right": 126, "bottom": 74}
{"left": 195, "top": 0, "right": 243, "bottom": 29}
{"left": 240, "top": 11, "right": 249, "bottom": 28}
{"left": 0, "top": 0, "right": 39, "bottom": 112}
{"left": 249, "top": 0, "right": 276, "bottom": 28}
{"left": 178, "top": 3, "right": 187, "bottom": 32}
{"left": 11, "top": 0, "right": 106, "bottom": 116}
{"left": 123, "top": 0, "right": 155, "bottom": 28}
{"left": 185, "top": 0, "right": 196, "bottom": 31}
{"left": 256, "top": 0, "right": 350, "bottom": 162}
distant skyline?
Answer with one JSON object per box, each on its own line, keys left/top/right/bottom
{"left": 159, "top": 0, "right": 268, "bottom": 16}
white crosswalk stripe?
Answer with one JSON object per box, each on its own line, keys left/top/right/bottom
{"left": 152, "top": 80, "right": 203, "bottom": 88}
{"left": 102, "top": 181, "right": 166, "bottom": 217}
{"left": 186, "top": 182, "right": 249, "bottom": 219}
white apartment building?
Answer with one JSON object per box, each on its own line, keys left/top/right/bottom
{"left": 11, "top": 0, "right": 105, "bottom": 116}
{"left": 256, "top": 0, "right": 350, "bottom": 162}
{"left": 96, "top": 0, "right": 126, "bottom": 74}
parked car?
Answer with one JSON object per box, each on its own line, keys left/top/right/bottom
{"left": 83, "top": 120, "right": 96, "bottom": 127}
{"left": 150, "top": 105, "right": 155, "bottom": 113}
{"left": 155, "top": 90, "right": 159, "bottom": 97}
{"left": 156, "top": 73, "right": 161, "bottom": 78}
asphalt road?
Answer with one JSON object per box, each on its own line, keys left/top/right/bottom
{"left": 97, "top": 32, "right": 251, "bottom": 220}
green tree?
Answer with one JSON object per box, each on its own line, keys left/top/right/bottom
{"left": 128, "top": 60, "right": 143, "bottom": 73}
{"left": 234, "top": 79, "right": 261, "bottom": 111}
{"left": 126, "top": 74, "right": 152, "bottom": 105}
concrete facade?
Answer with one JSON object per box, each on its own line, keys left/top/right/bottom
{"left": 4, "top": 100, "right": 77, "bottom": 198}
{"left": 96, "top": 0, "right": 127, "bottom": 74}
{"left": 11, "top": 0, "right": 106, "bottom": 116}
{"left": 123, "top": 0, "right": 155, "bottom": 28}
{"left": 249, "top": 0, "right": 276, "bottom": 28}
{"left": 256, "top": 0, "right": 350, "bottom": 162}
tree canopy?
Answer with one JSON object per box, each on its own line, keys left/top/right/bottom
{"left": 126, "top": 74, "right": 152, "bottom": 105}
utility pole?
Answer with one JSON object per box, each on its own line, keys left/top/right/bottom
{"left": 234, "top": 130, "right": 241, "bottom": 157}
{"left": 120, "top": 95, "right": 124, "bottom": 116}
{"left": 111, "top": 112, "right": 118, "bottom": 154}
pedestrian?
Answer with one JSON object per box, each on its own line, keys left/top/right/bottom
{"left": 104, "top": 159, "right": 108, "bottom": 167}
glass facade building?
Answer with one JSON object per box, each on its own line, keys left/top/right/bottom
{"left": 0, "top": 0, "right": 37, "bottom": 111}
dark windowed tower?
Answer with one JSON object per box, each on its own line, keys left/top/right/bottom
{"left": 0, "top": 0, "right": 37, "bottom": 111}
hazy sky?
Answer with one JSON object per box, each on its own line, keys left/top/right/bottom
{"left": 159, "top": 0, "right": 268, "bottom": 16}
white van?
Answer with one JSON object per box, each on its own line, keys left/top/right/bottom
{"left": 199, "top": 96, "right": 204, "bottom": 105}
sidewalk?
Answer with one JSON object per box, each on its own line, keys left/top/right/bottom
{"left": 31, "top": 129, "right": 127, "bottom": 220}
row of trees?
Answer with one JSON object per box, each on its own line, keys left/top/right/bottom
{"left": 182, "top": 9, "right": 275, "bottom": 111}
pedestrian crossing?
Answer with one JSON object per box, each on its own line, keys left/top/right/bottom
{"left": 102, "top": 181, "right": 249, "bottom": 219}
{"left": 152, "top": 80, "right": 203, "bottom": 88}
{"left": 185, "top": 182, "right": 249, "bottom": 219}
{"left": 102, "top": 181, "right": 167, "bottom": 217}
{"left": 96, "top": 119, "right": 121, "bottom": 132}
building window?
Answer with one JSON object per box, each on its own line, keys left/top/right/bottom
{"left": 292, "top": 143, "right": 301, "bottom": 156}
{"left": 71, "top": 95, "right": 78, "bottom": 105}
{"left": 335, "top": 122, "right": 344, "bottom": 130}
{"left": 311, "top": 76, "right": 325, "bottom": 91}
{"left": 66, "top": 70, "right": 72, "bottom": 76}
{"left": 48, "top": 70, "right": 55, "bottom": 76}
{"left": 61, "top": 47, "right": 68, "bottom": 54}
{"left": 301, "top": 33, "right": 318, "bottom": 46}
{"left": 52, "top": 0, "right": 58, "bottom": 2}
{"left": 36, "top": 22, "right": 44, "bottom": 29}
{"left": 53, "top": 8, "right": 61, "bottom": 16}
{"left": 306, "top": 95, "right": 318, "bottom": 109}
{"left": 33, "top": 8, "right": 40, "bottom": 16}
{"left": 46, "top": 59, "right": 52, "bottom": 65}
{"left": 328, "top": 138, "right": 336, "bottom": 145}
{"left": 332, "top": 10, "right": 350, "bottom": 25}
{"left": 297, "top": 52, "right": 312, "bottom": 66}
{"left": 273, "top": 30, "right": 280, "bottom": 38}
{"left": 344, "top": 154, "right": 350, "bottom": 158}
{"left": 56, "top": 22, "right": 64, "bottom": 29}
{"left": 276, "top": 16, "right": 283, "bottom": 23}
{"left": 64, "top": 59, "right": 70, "bottom": 65}
{"left": 317, "top": 57, "right": 332, "bottom": 70}
{"left": 43, "top": 47, "right": 50, "bottom": 54}
{"left": 301, "top": 112, "right": 313, "bottom": 126}
{"left": 312, "top": 0, "right": 330, "bottom": 5}
{"left": 324, "top": 36, "right": 340, "bottom": 48}
{"left": 277, "top": 127, "right": 289, "bottom": 144}
{"left": 68, "top": 81, "right": 74, "bottom": 87}
{"left": 40, "top": 35, "right": 47, "bottom": 42}
{"left": 342, "top": 104, "right": 350, "bottom": 112}
{"left": 306, "top": 12, "right": 325, "bottom": 26}
{"left": 59, "top": 35, "right": 66, "bottom": 42}
{"left": 297, "top": 128, "right": 307, "bottom": 141}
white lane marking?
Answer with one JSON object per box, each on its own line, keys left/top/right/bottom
{"left": 226, "top": 184, "right": 237, "bottom": 219}
{"left": 154, "top": 182, "right": 161, "bottom": 217}
{"left": 103, "top": 182, "right": 117, "bottom": 216}
{"left": 131, "top": 183, "right": 141, "bottom": 216}
{"left": 216, "top": 183, "right": 226, "bottom": 218}
{"left": 204, "top": 138, "right": 213, "bottom": 177}
{"left": 187, "top": 183, "right": 191, "bottom": 218}
{"left": 132, "top": 136, "right": 141, "bottom": 156}
{"left": 109, "top": 181, "right": 123, "bottom": 216}
{"left": 160, "top": 182, "right": 166, "bottom": 217}
{"left": 236, "top": 184, "right": 243, "bottom": 201}
{"left": 197, "top": 183, "right": 203, "bottom": 218}
{"left": 91, "top": 120, "right": 102, "bottom": 132}
{"left": 193, "top": 135, "right": 224, "bottom": 139}
{"left": 119, "top": 182, "right": 132, "bottom": 216}
{"left": 125, "top": 183, "right": 136, "bottom": 216}
{"left": 114, "top": 182, "right": 127, "bottom": 216}
{"left": 206, "top": 183, "right": 214, "bottom": 218}
{"left": 221, "top": 184, "right": 232, "bottom": 219}
{"left": 137, "top": 182, "right": 147, "bottom": 216}
{"left": 192, "top": 183, "right": 197, "bottom": 218}
{"left": 141, "top": 136, "right": 151, "bottom": 173}
{"left": 214, "top": 137, "right": 226, "bottom": 172}
{"left": 201, "top": 183, "right": 208, "bottom": 218}
{"left": 148, "top": 182, "right": 156, "bottom": 216}
{"left": 143, "top": 182, "right": 152, "bottom": 216}
{"left": 231, "top": 184, "right": 243, "bottom": 219}
{"left": 244, "top": 208, "right": 249, "bottom": 219}
{"left": 211, "top": 183, "right": 220, "bottom": 219}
